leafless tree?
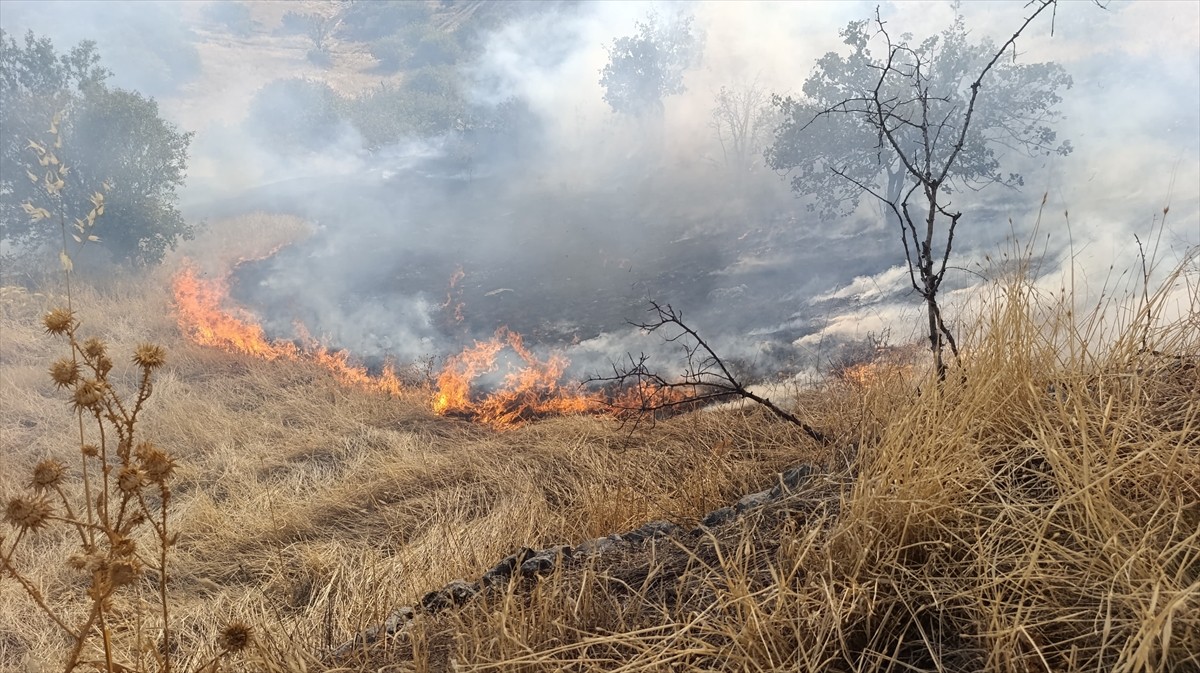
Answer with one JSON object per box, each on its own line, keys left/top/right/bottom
{"left": 710, "top": 81, "right": 777, "bottom": 175}
{"left": 788, "top": 0, "right": 1061, "bottom": 380}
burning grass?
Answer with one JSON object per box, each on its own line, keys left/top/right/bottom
{"left": 1, "top": 216, "right": 1197, "bottom": 671}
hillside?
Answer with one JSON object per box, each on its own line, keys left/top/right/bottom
{"left": 1, "top": 215, "right": 1196, "bottom": 671}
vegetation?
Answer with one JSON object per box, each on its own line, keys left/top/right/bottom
{"left": 600, "top": 12, "right": 704, "bottom": 118}
{"left": 767, "top": 3, "right": 1073, "bottom": 378}
{"left": 2, "top": 215, "right": 1195, "bottom": 671}
{"left": 0, "top": 30, "right": 193, "bottom": 267}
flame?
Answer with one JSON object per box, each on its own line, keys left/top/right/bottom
{"left": 433, "top": 327, "right": 602, "bottom": 428}
{"left": 173, "top": 257, "right": 710, "bottom": 430}
{"left": 171, "top": 262, "right": 403, "bottom": 396}
{"left": 440, "top": 264, "right": 465, "bottom": 324}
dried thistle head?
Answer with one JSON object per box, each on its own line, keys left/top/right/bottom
{"left": 112, "top": 535, "right": 137, "bottom": 557}
{"left": 49, "top": 358, "right": 80, "bottom": 389}
{"left": 81, "top": 337, "right": 107, "bottom": 360}
{"left": 117, "top": 466, "right": 144, "bottom": 494}
{"left": 29, "top": 459, "right": 66, "bottom": 492}
{"left": 72, "top": 379, "right": 104, "bottom": 412}
{"left": 136, "top": 442, "right": 177, "bottom": 484}
{"left": 95, "top": 354, "right": 113, "bottom": 377}
{"left": 217, "top": 622, "right": 254, "bottom": 652}
{"left": 43, "top": 308, "right": 75, "bottom": 336}
{"left": 107, "top": 559, "right": 142, "bottom": 587}
{"left": 81, "top": 444, "right": 100, "bottom": 458}
{"left": 4, "top": 496, "right": 53, "bottom": 531}
{"left": 133, "top": 343, "right": 167, "bottom": 370}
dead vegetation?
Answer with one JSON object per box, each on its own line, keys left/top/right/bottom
{"left": 1, "top": 219, "right": 1197, "bottom": 671}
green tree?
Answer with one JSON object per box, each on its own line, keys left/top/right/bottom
{"left": 1, "top": 30, "right": 193, "bottom": 267}
{"left": 767, "top": 9, "right": 1072, "bottom": 227}
{"left": 599, "top": 13, "right": 703, "bottom": 118}
{"left": 766, "top": 3, "right": 1070, "bottom": 378}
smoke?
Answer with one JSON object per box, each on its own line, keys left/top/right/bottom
{"left": 2, "top": 1, "right": 1196, "bottom": 382}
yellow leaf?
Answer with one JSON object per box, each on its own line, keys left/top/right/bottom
{"left": 59, "top": 251, "right": 73, "bottom": 273}
{"left": 96, "top": 205, "right": 105, "bottom": 216}
{"left": 74, "top": 219, "right": 85, "bottom": 232}
{"left": 87, "top": 235, "right": 100, "bottom": 242}
{"left": 72, "top": 234, "right": 82, "bottom": 243}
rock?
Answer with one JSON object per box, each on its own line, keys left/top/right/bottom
{"left": 519, "top": 545, "right": 571, "bottom": 577}
{"left": 700, "top": 506, "right": 734, "bottom": 528}
{"left": 421, "top": 579, "right": 479, "bottom": 612}
{"left": 482, "top": 547, "right": 535, "bottom": 587}
{"left": 575, "top": 536, "right": 616, "bottom": 556}
{"left": 383, "top": 606, "right": 415, "bottom": 634}
{"left": 734, "top": 490, "right": 771, "bottom": 514}
{"left": 768, "top": 464, "right": 814, "bottom": 500}
{"left": 623, "top": 520, "right": 679, "bottom": 544}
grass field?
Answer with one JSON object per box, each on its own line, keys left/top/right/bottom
{"left": 2, "top": 216, "right": 1197, "bottom": 672}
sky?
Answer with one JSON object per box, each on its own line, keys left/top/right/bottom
{"left": 2, "top": 0, "right": 1196, "bottom": 374}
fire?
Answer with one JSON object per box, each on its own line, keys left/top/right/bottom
{"left": 172, "top": 258, "right": 706, "bottom": 430}
{"left": 171, "top": 262, "right": 403, "bottom": 396}
{"left": 432, "top": 327, "right": 602, "bottom": 428}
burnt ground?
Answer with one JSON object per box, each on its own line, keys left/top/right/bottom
{"left": 195, "top": 167, "right": 901, "bottom": 377}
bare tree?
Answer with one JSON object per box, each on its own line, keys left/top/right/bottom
{"left": 770, "top": 1, "right": 1064, "bottom": 380}
{"left": 710, "top": 81, "right": 777, "bottom": 175}
{"left": 590, "top": 301, "right": 829, "bottom": 444}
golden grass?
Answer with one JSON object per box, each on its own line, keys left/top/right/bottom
{"left": 2, "top": 219, "right": 1196, "bottom": 672}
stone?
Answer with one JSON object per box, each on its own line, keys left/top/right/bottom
{"left": 734, "top": 490, "right": 771, "bottom": 514}
{"left": 482, "top": 547, "right": 535, "bottom": 587}
{"left": 768, "top": 464, "right": 814, "bottom": 500}
{"left": 700, "top": 506, "right": 734, "bottom": 528}
{"left": 519, "top": 545, "right": 571, "bottom": 577}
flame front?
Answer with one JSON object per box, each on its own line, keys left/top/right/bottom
{"left": 171, "top": 263, "right": 403, "bottom": 396}
{"left": 432, "top": 327, "right": 601, "bottom": 428}
{"left": 173, "top": 260, "right": 692, "bottom": 430}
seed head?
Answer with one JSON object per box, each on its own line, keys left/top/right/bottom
{"left": 42, "top": 308, "right": 75, "bottom": 335}
{"left": 72, "top": 379, "right": 104, "bottom": 412}
{"left": 81, "top": 444, "right": 100, "bottom": 458}
{"left": 49, "top": 358, "right": 80, "bottom": 389}
{"left": 136, "top": 442, "right": 176, "bottom": 484}
{"left": 81, "top": 337, "right": 106, "bottom": 360}
{"left": 5, "top": 496, "right": 53, "bottom": 531}
{"left": 112, "top": 535, "right": 137, "bottom": 557}
{"left": 133, "top": 343, "right": 167, "bottom": 370}
{"left": 117, "top": 466, "right": 144, "bottom": 494}
{"left": 108, "top": 559, "right": 141, "bottom": 587}
{"left": 95, "top": 354, "right": 113, "bottom": 377}
{"left": 217, "top": 622, "right": 254, "bottom": 652}
{"left": 30, "top": 459, "right": 66, "bottom": 492}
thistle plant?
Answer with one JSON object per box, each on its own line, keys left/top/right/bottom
{"left": 0, "top": 114, "right": 251, "bottom": 672}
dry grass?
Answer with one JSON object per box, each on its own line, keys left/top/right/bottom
{"left": 1, "top": 220, "right": 1196, "bottom": 672}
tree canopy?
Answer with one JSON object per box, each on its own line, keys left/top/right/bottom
{"left": 766, "top": 10, "right": 1073, "bottom": 224}
{"left": 599, "top": 13, "right": 703, "bottom": 118}
{"left": 1, "top": 29, "right": 192, "bottom": 267}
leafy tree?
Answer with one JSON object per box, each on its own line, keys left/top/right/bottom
{"left": 245, "top": 77, "right": 343, "bottom": 153}
{"left": 1, "top": 30, "right": 193, "bottom": 267}
{"left": 765, "top": 3, "right": 1070, "bottom": 379}
{"left": 767, "top": 8, "right": 1072, "bottom": 228}
{"left": 336, "top": 0, "right": 433, "bottom": 42}
{"left": 599, "top": 13, "right": 703, "bottom": 118}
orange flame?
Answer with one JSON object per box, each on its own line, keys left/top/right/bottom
{"left": 173, "top": 258, "right": 709, "bottom": 430}
{"left": 432, "top": 327, "right": 602, "bottom": 428}
{"left": 171, "top": 262, "right": 403, "bottom": 396}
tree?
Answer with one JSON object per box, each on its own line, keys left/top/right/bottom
{"left": 711, "top": 80, "right": 778, "bottom": 175}
{"left": 1, "top": 30, "right": 193, "bottom": 267}
{"left": 765, "top": 3, "right": 1070, "bottom": 379}
{"left": 599, "top": 13, "right": 703, "bottom": 118}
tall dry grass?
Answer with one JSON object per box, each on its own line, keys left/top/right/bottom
{"left": 2, "top": 213, "right": 1196, "bottom": 671}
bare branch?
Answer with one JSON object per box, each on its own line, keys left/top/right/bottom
{"left": 589, "top": 302, "right": 830, "bottom": 444}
